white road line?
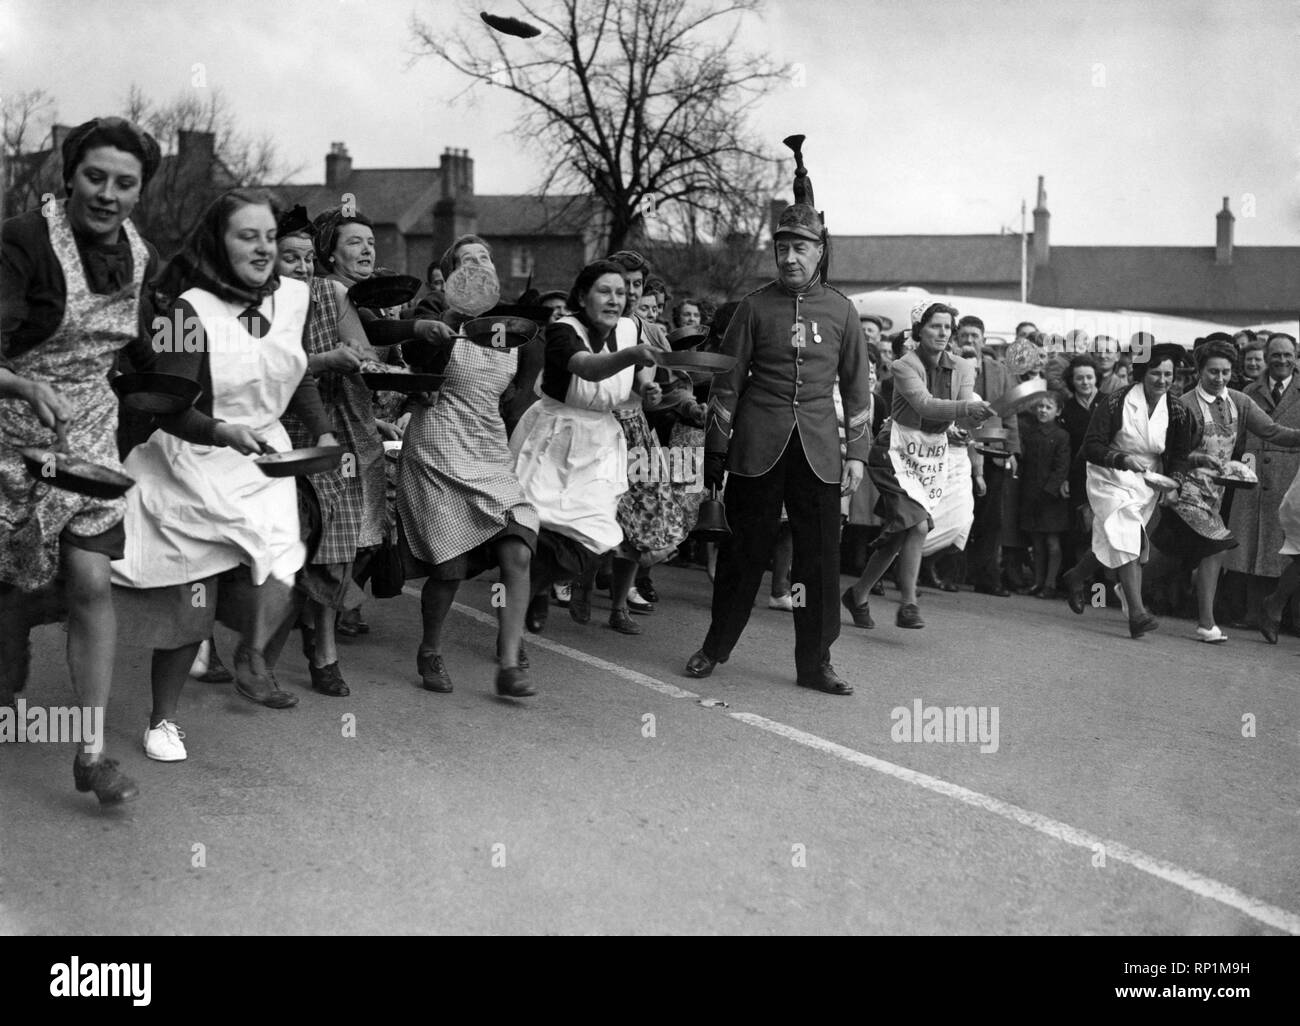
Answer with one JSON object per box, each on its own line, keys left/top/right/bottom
{"left": 433, "top": 592, "right": 1300, "bottom": 935}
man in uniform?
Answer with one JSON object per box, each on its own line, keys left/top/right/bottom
{"left": 683, "top": 161, "right": 872, "bottom": 695}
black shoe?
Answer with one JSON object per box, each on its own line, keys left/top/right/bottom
{"left": 417, "top": 649, "right": 453, "bottom": 692}
{"left": 869, "top": 581, "right": 885, "bottom": 596}
{"left": 495, "top": 666, "right": 537, "bottom": 698}
{"left": 525, "top": 593, "right": 548, "bottom": 633}
{"left": 233, "top": 646, "right": 299, "bottom": 708}
{"left": 309, "top": 661, "right": 350, "bottom": 697}
{"left": 73, "top": 754, "right": 140, "bottom": 805}
{"left": 336, "top": 610, "right": 369, "bottom": 637}
{"left": 636, "top": 579, "right": 659, "bottom": 603}
{"left": 1259, "top": 603, "right": 1280, "bottom": 644}
{"left": 609, "top": 609, "right": 642, "bottom": 635}
{"left": 1062, "top": 570, "right": 1087, "bottom": 615}
{"left": 196, "top": 639, "right": 234, "bottom": 684}
{"left": 974, "top": 583, "right": 1011, "bottom": 597}
{"left": 625, "top": 588, "right": 655, "bottom": 614}
{"left": 841, "top": 587, "right": 875, "bottom": 629}
{"left": 937, "top": 579, "right": 959, "bottom": 593}
{"left": 896, "top": 603, "right": 925, "bottom": 629}
{"left": 684, "top": 650, "right": 717, "bottom": 678}
{"left": 569, "top": 589, "right": 592, "bottom": 625}
{"left": 1129, "top": 612, "right": 1159, "bottom": 639}
{"left": 797, "top": 661, "right": 854, "bottom": 695}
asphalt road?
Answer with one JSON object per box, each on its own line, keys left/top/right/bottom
{"left": 2, "top": 565, "right": 1297, "bottom": 935}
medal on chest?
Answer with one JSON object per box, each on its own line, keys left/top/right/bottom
{"left": 791, "top": 319, "right": 823, "bottom": 348}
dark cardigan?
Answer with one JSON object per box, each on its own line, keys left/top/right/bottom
{"left": 1081, "top": 382, "right": 1200, "bottom": 473}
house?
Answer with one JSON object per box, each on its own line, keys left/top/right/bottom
{"left": 280, "top": 144, "right": 605, "bottom": 293}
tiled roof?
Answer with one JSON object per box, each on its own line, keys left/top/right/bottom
{"left": 1031, "top": 247, "right": 1300, "bottom": 315}
{"left": 278, "top": 169, "right": 442, "bottom": 232}
{"left": 475, "top": 194, "right": 595, "bottom": 236}
{"left": 829, "top": 234, "right": 1026, "bottom": 285}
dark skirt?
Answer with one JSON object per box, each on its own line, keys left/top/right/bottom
{"left": 1020, "top": 496, "right": 1069, "bottom": 534}
{"left": 1151, "top": 506, "right": 1238, "bottom": 565}
{"left": 400, "top": 516, "right": 536, "bottom": 582}
{"left": 866, "top": 442, "right": 930, "bottom": 543}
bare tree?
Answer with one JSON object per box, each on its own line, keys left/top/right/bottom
{"left": 1, "top": 89, "right": 57, "bottom": 219}
{"left": 122, "top": 85, "right": 303, "bottom": 256}
{"left": 412, "top": 0, "right": 781, "bottom": 253}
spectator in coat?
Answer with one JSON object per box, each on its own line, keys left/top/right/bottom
{"left": 1224, "top": 333, "right": 1300, "bottom": 628}
{"left": 1018, "top": 391, "right": 1071, "bottom": 597}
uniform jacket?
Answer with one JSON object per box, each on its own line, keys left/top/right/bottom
{"left": 705, "top": 277, "right": 871, "bottom": 483}
{"left": 1225, "top": 375, "right": 1300, "bottom": 577}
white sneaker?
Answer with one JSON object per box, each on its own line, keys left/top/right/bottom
{"left": 143, "top": 720, "right": 187, "bottom": 762}
{"left": 553, "top": 582, "right": 571, "bottom": 603}
{"left": 768, "top": 594, "right": 794, "bottom": 611}
{"left": 1196, "top": 625, "right": 1228, "bottom": 644}
{"left": 188, "top": 639, "right": 210, "bottom": 678}
{"left": 627, "top": 586, "right": 654, "bottom": 613}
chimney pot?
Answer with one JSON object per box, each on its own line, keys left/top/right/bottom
{"left": 1216, "top": 196, "right": 1234, "bottom": 264}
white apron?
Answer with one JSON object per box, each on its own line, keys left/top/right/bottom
{"left": 112, "top": 280, "right": 311, "bottom": 588}
{"left": 923, "top": 442, "right": 975, "bottom": 555}
{"left": 510, "top": 316, "right": 636, "bottom": 553}
{"left": 1086, "top": 387, "right": 1167, "bottom": 569}
{"left": 889, "top": 421, "right": 948, "bottom": 514}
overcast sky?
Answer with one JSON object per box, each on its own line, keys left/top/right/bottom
{"left": 4, "top": 0, "right": 1297, "bottom": 245}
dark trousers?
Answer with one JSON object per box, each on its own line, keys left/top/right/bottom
{"left": 965, "top": 458, "right": 1007, "bottom": 587}
{"left": 703, "top": 432, "right": 841, "bottom": 679}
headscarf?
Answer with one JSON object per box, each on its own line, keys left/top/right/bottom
{"left": 152, "top": 189, "right": 281, "bottom": 313}
{"left": 61, "top": 117, "right": 161, "bottom": 193}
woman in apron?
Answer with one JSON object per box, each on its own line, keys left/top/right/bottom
{"left": 0, "top": 116, "right": 161, "bottom": 805}
{"left": 841, "top": 303, "right": 994, "bottom": 630}
{"left": 397, "top": 239, "right": 541, "bottom": 698}
{"left": 509, "top": 259, "right": 661, "bottom": 631}
{"left": 1062, "top": 344, "right": 1204, "bottom": 638}
{"left": 112, "top": 189, "right": 336, "bottom": 762}
{"left": 1153, "top": 340, "right": 1300, "bottom": 643}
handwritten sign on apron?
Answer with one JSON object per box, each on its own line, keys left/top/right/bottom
{"left": 889, "top": 421, "right": 948, "bottom": 512}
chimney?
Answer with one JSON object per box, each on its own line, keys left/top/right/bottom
{"left": 1032, "top": 175, "right": 1050, "bottom": 266}
{"left": 1216, "top": 196, "right": 1234, "bottom": 265}
{"left": 433, "top": 147, "right": 477, "bottom": 257}
{"left": 439, "top": 147, "right": 475, "bottom": 199}
{"left": 177, "top": 130, "right": 214, "bottom": 169}
{"left": 769, "top": 198, "right": 786, "bottom": 240}
{"left": 325, "top": 142, "right": 351, "bottom": 189}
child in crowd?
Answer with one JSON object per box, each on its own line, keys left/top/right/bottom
{"left": 1018, "top": 391, "right": 1071, "bottom": 598}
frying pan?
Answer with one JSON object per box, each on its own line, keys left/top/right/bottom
{"left": 255, "top": 445, "right": 345, "bottom": 478}
{"left": 458, "top": 316, "right": 541, "bottom": 350}
{"left": 990, "top": 378, "right": 1047, "bottom": 420}
{"left": 112, "top": 372, "right": 202, "bottom": 415}
{"left": 20, "top": 447, "right": 135, "bottom": 499}
{"left": 666, "top": 325, "right": 708, "bottom": 351}
{"left": 347, "top": 275, "right": 422, "bottom": 310}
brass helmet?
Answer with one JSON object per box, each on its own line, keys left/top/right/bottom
{"left": 775, "top": 134, "right": 830, "bottom": 278}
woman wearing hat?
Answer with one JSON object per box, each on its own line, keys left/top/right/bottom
{"left": 396, "top": 237, "right": 543, "bottom": 698}
{"left": 842, "top": 303, "right": 994, "bottom": 630}
{"left": 1061, "top": 343, "right": 1206, "bottom": 638}
{"left": 1150, "top": 339, "right": 1300, "bottom": 643}
{"left": 111, "top": 189, "right": 337, "bottom": 760}
{"left": 0, "top": 116, "right": 162, "bottom": 804}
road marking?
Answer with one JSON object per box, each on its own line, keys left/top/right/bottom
{"left": 435, "top": 593, "right": 1300, "bottom": 934}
